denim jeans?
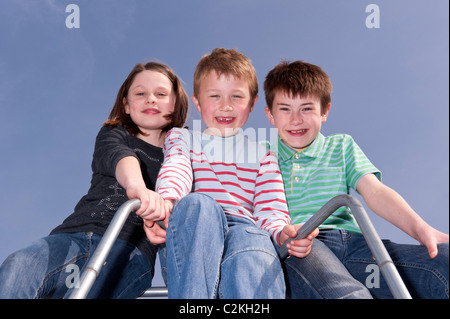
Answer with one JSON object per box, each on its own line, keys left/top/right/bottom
{"left": 0, "top": 232, "right": 154, "bottom": 299}
{"left": 283, "top": 237, "right": 373, "bottom": 299}
{"left": 284, "top": 229, "right": 449, "bottom": 299}
{"left": 318, "top": 230, "right": 449, "bottom": 299}
{"left": 162, "top": 193, "right": 285, "bottom": 299}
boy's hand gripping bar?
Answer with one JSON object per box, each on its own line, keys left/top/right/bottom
{"left": 278, "top": 194, "right": 412, "bottom": 299}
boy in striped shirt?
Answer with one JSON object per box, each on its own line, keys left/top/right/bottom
{"left": 263, "top": 60, "right": 449, "bottom": 298}
{"left": 146, "top": 48, "right": 316, "bottom": 298}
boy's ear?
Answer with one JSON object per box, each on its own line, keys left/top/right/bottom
{"left": 249, "top": 95, "right": 258, "bottom": 112}
{"left": 264, "top": 107, "right": 275, "bottom": 126}
{"left": 191, "top": 94, "right": 201, "bottom": 113}
{"left": 123, "top": 97, "right": 130, "bottom": 114}
{"left": 321, "top": 103, "right": 331, "bottom": 123}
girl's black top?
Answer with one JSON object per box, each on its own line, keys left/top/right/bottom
{"left": 51, "top": 125, "right": 163, "bottom": 264}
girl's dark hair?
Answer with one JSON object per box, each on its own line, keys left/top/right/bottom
{"left": 104, "top": 62, "right": 189, "bottom": 136}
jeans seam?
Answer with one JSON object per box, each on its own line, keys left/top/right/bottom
{"left": 283, "top": 259, "right": 324, "bottom": 299}
{"left": 35, "top": 232, "right": 92, "bottom": 299}
{"left": 221, "top": 248, "right": 279, "bottom": 265}
{"left": 393, "top": 261, "right": 449, "bottom": 298}
{"left": 35, "top": 254, "right": 85, "bottom": 299}
{"left": 116, "top": 268, "right": 153, "bottom": 298}
{"left": 167, "top": 222, "right": 182, "bottom": 282}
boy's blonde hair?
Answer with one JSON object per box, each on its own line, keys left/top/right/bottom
{"left": 264, "top": 60, "right": 332, "bottom": 114}
{"left": 193, "top": 48, "right": 258, "bottom": 102}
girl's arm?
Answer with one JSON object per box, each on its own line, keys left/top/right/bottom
{"left": 357, "top": 173, "right": 449, "bottom": 258}
{"left": 115, "top": 156, "right": 167, "bottom": 222}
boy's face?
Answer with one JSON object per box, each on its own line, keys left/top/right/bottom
{"left": 265, "top": 91, "right": 330, "bottom": 153}
{"left": 192, "top": 71, "right": 257, "bottom": 137}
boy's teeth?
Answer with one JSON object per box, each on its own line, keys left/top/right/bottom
{"left": 291, "top": 130, "right": 305, "bottom": 133}
{"left": 218, "top": 117, "right": 232, "bottom": 121}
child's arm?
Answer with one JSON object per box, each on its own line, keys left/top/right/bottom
{"left": 115, "top": 156, "right": 168, "bottom": 222}
{"left": 143, "top": 128, "right": 193, "bottom": 245}
{"left": 253, "top": 150, "right": 291, "bottom": 244}
{"left": 252, "top": 148, "right": 319, "bottom": 258}
{"left": 155, "top": 128, "right": 193, "bottom": 200}
{"left": 357, "top": 173, "right": 449, "bottom": 258}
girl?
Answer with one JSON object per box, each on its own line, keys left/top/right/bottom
{"left": 0, "top": 62, "right": 189, "bottom": 298}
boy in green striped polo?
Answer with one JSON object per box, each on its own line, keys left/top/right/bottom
{"left": 263, "top": 60, "right": 449, "bottom": 298}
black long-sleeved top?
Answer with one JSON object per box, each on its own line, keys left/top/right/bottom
{"left": 51, "top": 125, "right": 163, "bottom": 264}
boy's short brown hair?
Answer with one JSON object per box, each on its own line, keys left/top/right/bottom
{"left": 264, "top": 60, "right": 332, "bottom": 114}
{"left": 193, "top": 48, "right": 258, "bottom": 101}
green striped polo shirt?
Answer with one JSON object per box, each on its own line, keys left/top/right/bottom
{"left": 273, "top": 133, "right": 381, "bottom": 233}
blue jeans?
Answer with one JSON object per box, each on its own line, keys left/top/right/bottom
{"left": 0, "top": 232, "right": 154, "bottom": 299}
{"left": 319, "top": 230, "right": 449, "bottom": 299}
{"left": 285, "top": 229, "right": 449, "bottom": 299}
{"left": 283, "top": 238, "right": 373, "bottom": 299}
{"left": 162, "top": 193, "right": 285, "bottom": 299}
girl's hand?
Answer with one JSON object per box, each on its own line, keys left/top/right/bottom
{"left": 116, "top": 156, "right": 168, "bottom": 221}
{"left": 126, "top": 185, "right": 167, "bottom": 222}
{"left": 279, "top": 224, "right": 319, "bottom": 258}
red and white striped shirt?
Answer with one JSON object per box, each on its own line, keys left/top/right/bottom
{"left": 156, "top": 128, "right": 291, "bottom": 243}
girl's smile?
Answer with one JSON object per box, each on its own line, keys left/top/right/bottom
{"left": 124, "top": 70, "right": 175, "bottom": 145}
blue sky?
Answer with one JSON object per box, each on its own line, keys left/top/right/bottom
{"left": 0, "top": 0, "right": 448, "bottom": 289}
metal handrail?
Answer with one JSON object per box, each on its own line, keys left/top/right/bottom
{"left": 140, "top": 286, "right": 168, "bottom": 298}
{"left": 70, "top": 195, "right": 411, "bottom": 299}
{"left": 278, "top": 194, "right": 412, "bottom": 299}
{"left": 69, "top": 199, "right": 141, "bottom": 299}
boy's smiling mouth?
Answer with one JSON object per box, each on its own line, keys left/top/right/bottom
{"left": 287, "top": 129, "right": 307, "bottom": 136}
{"left": 216, "top": 117, "right": 235, "bottom": 124}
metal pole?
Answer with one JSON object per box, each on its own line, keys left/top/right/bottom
{"left": 69, "top": 199, "right": 141, "bottom": 299}
{"left": 278, "top": 194, "right": 412, "bottom": 299}
{"left": 140, "top": 287, "right": 169, "bottom": 298}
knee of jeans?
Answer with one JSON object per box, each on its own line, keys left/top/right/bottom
{"left": 177, "top": 193, "right": 215, "bottom": 208}
{"left": 1, "top": 246, "right": 46, "bottom": 275}
{"left": 435, "top": 243, "right": 449, "bottom": 271}
{"left": 438, "top": 242, "right": 449, "bottom": 255}
{"left": 172, "top": 193, "right": 223, "bottom": 223}
{"left": 222, "top": 248, "right": 282, "bottom": 277}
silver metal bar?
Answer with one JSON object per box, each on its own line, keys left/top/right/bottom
{"left": 68, "top": 199, "right": 141, "bottom": 299}
{"left": 140, "top": 287, "right": 169, "bottom": 298}
{"left": 278, "top": 194, "right": 412, "bottom": 299}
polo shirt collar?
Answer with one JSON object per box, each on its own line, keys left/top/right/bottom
{"left": 278, "top": 133, "right": 325, "bottom": 161}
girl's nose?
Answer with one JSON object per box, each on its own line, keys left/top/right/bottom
{"left": 147, "top": 94, "right": 157, "bottom": 104}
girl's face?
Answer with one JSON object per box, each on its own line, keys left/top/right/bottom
{"left": 124, "top": 70, "right": 175, "bottom": 142}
